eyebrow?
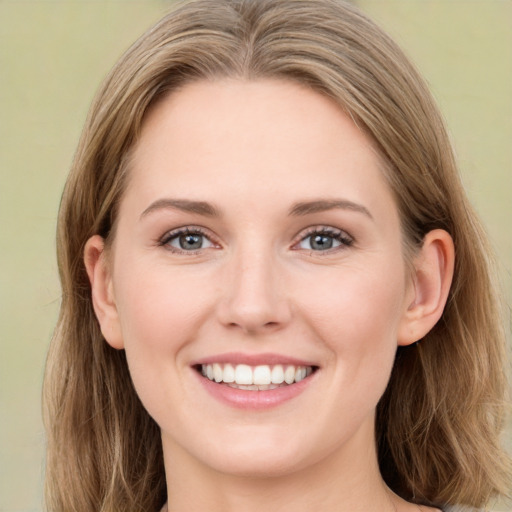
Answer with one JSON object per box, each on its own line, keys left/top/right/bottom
{"left": 140, "top": 197, "right": 373, "bottom": 221}
{"left": 140, "top": 198, "right": 221, "bottom": 219}
{"left": 289, "top": 199, "right": 373, "bottom": 219}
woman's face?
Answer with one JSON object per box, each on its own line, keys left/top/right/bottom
{"left": 99, "top": 79, "right": 418, "bottom": 477}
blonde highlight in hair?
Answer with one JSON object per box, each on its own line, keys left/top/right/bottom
{"left": 43, "top": 1, "right": 511, "bottom": 510}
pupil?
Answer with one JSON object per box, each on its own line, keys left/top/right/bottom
{"left": 180, "top": 233, "right": 202, "bottom": 250}
{"left": 311, "top": 234, "right": 333, "bottom": 250}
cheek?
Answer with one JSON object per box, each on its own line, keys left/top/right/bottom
{"left": 110, "top": 261, "right": 209, "bottom": 390}
{"left": 113, "top": 260, "right": 210, "bottom": 346}
{"left": 110, "top": 266, "right": 211, "bottom": 425}
{"left": 296, "top": 263, "right": 406, "bottom": 393}
{"left": 300, "top": 261, "right": 406, "bottom": 341}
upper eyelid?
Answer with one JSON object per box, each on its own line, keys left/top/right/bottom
{"left": 291, "top": 226, "right": 355, "bottom": 253}
{"left": 159, "top": 226, "right": 218, "bottom": 245}
{"left": 294, "top": 225, "right": 353, "bottom": 241}
{"left": 157, "top": 224, "right": 353, "bottom": 248}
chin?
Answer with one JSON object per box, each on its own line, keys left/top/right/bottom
{"left": 207, "top": 449, "right": 310, "bottom": 479}
{"left": 192, "top": 427, "right": 331, "bottom": 479}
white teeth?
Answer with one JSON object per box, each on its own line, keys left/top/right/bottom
{"left": 213, "top": 363, "right": 223, "bottom": 383}
{"left": 227, "top": 383, "right": 281, "bottom": 390}
{"left": 271, "top": 365, "right": 285, "bottom": 384}
{"left": 253, "top": 365, "right": 271, "bottom": 385}
{"left": 284, "top": 365, "right": 295, "bottom": 384}
{"left": 223, "top": 363, "right": 235, "bottom": 383}
{"left": 200, "top": 363, "right": 314, "bottom": 387}
{"left": 235, "top": 364, "right": 253, "bottom": 385}
{"left": 295, "top": 366, "right": 307, "bottom": 382}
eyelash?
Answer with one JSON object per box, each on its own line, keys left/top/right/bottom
{"left": 292, "top": 226, "right": 354, "bottom": 253}
{"left": 158, "top": 225, "right": 354, "bottom": 254}
{"left": 158, "top": 226, "right": 218, "bottom": 254}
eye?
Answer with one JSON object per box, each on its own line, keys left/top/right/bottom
{"left": 160, "top": 228, "right": 215, "bottom": 253}
{"left": 295, "top": 227, "right": 353, "bottom": 252}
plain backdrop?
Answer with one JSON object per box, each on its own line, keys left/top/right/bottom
{"left": 1, "top": 1, "right": 510, "bottom": 511}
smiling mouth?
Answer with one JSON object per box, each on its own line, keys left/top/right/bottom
{"left": 196, "top": 363, "right": 317, "bottom": 391}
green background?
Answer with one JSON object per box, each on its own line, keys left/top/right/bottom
{"left": 1, "top": 1, "right": 510, "bottom": 510}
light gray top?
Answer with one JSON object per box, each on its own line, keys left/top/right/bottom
{"left": 445, "top": 506, "right": 485, "bottom": 512}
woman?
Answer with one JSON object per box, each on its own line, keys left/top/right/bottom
{"left": 43, "top": 0, "right": 511, "bottom": 511}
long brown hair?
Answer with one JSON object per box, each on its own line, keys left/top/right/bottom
{"left": 43, "top": 0, "right": 511, "bottom": 510}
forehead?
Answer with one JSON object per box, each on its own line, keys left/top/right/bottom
{"left": 124, "top": 78, "right": 396, "bottom": 220}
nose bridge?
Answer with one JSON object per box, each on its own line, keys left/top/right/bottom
{"left": 218, "top": 239, "right": 290, "bottom": 333}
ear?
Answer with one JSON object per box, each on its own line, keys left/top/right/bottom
{"left": 84, "top": 235, "right": 124, "bottom": 349}
{"left": 397, "top": 229, "right": 455, "bottom": 346}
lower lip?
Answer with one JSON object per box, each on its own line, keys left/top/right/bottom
{"left": 195, "top": 371, "right": 316, "bottom": 410}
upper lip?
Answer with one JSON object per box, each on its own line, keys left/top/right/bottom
{"left": 191, "top": 352, "right": 318, "bottom": 367}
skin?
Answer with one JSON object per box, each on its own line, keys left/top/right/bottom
{"left": 85, "top": 79, "right": 453, "bottom": 512}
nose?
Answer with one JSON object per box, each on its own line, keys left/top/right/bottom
{"left": 216, "top": 247, "right": 292, "bottom": 335}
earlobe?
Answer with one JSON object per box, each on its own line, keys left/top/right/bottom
{"left": 84, "top": 235, "right": 125, "bottom": 349}
{"left": 397, "top": 229, "right": 455, "bottom": 346}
